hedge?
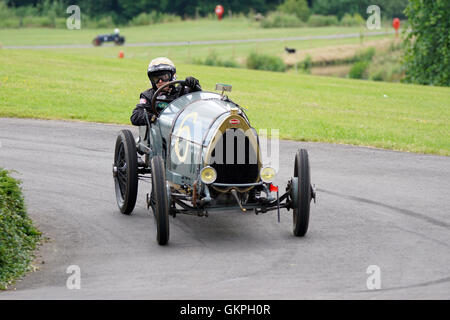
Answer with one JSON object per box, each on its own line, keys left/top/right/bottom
{"left": 0, "top": 168, "right": 41, "bottom": 290}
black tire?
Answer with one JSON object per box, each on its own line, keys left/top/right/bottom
{"left": 293, "top": 149, "right": 311, "bottom": 237}
{"left": 150, "top": 155, "right": 170, "bottom": 245}
{"left": 113, "top": 130, "right": 138, "bottom": 215}
{"left": 114, "top": 37, "right": 125, "bottom": 45}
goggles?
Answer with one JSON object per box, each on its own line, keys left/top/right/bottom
{"left": 151, "top": 72, "right": 171, "bottom": 84}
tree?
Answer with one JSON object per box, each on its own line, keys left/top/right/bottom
{"left": 278, "top": 0, "right": 310, "bottom": 22}
{"left": 378, "top": 0, "right": 409, "bottom": 19}
{"left": 193, "top": 0, "right": 276, "bottom": 16}
{"left": 4, "top": 0, "right": 282, "bottom": 19}
{"left": 311, "top": 0, "right": 370, "bottom": 19}
{"left": 311, "top": 0, "right": 408, "bottom": 19}
{"left": 403, "top": 0, "right": 450, "bottom": 86}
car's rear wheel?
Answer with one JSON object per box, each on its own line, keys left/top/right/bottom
{"left": 149, "top": 155, "right": 170, "bottom": 245}
{"left": 113, "top": 130, "right": 138, "bottom": 215}
{"left": 292, "top": 149, "right": 311, "bottom": 237}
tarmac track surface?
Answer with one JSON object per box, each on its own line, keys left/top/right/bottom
{"left": 0, "top": 118, "right": 449, "bottom": 299}
{"left": 3, "top": 31, "right": 394, "bottom": 49}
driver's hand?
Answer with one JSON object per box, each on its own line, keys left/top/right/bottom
{"left": 185, "top": 76, "right": 199, "bottom": 89}
{"left": 144, "top": 109, "right": 156, "bottom": 123}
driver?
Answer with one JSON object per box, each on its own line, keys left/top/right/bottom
{"left": 130, "top": 57, "right": 201, "bottom": 126}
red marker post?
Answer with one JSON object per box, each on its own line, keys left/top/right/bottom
{"left": 215, "top": 5, "right": 224, "bottom": 20}
{"left": 118, "top": 51, "right": 124, "bottom": 59}
{"left": 392, "top": 18, "right": 400, "bottom": 38}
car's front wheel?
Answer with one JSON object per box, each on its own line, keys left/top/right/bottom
{"left": 292, "top": 149, "right": 311, "bottom": 237}
{"left": 149, "top": 155, "right": 170, "bottom": 245}
{"left": 114, "top": 37, "right": 125, "bottom": 45}
{"left": 113, "top": 130, "right": 138, "bottom": 215}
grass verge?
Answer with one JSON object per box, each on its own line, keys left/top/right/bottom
{"left": 0, "top": 22, "right": 383, "bottom": 46}
{"left": 0, "top": 168, "right": 41, "bottom": 290}
{"left": 0, "top": 49, "right": 449, "bottom": 156}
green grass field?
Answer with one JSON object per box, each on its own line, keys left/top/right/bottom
{"left": 48, "top": 33, "right": 390, "bottom": 65}
{"left": 37, "top": 34, "right": 389, "bottom": 74}
{"left": 0, "top": 19, "right": 394, "bottom": 71}
{"left": 1, "top": 49, "right": 448, "bottom": 155}
{"left": 0, "top": 19, "right": 382, "bottom": 46}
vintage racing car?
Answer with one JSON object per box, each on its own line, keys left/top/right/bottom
{"left": 113, "top": 81, "right": 316, "bottom": 245}
{"left": 92, "top": 33, "right": 125, "bottom": 46}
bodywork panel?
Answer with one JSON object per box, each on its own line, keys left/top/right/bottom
{"left": 140, "top": 91, "right": 262, "bottom": 189}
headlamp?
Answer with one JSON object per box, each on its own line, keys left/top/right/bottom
{"left": 200, "top": 166, "right": 217, "bottom": 184}
{"left": 260, "top": 166, "right": 276, "bottom": 183}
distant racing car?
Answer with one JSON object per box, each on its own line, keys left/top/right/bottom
{"left": 93, "top": 29, "right": 125, "bottom": 46}
{"left": 113, "top": 82, "right": 316, "bottom": 245}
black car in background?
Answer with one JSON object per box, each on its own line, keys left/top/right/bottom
{"left": 93, "top": 29, "right": 125, "bottom": 46}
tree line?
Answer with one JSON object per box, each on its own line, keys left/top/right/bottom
{"left": 4, "top": 0, "right": 408, "bottom": 23}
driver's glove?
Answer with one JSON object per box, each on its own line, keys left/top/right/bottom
{"left": 144, "top": 109, "right": 156, "bottom": 123}
{"left": 185, "top": 76, "right": 199, "bottom": 89}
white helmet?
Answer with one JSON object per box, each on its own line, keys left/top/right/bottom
{"left": 147, "top": 57, "right": 176, "bottom": 89}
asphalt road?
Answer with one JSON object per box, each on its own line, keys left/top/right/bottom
{"left": 0, "top": 118, "right": 449, "bottom": 299}
{"left": 3, "top": 31, "right": 394, "bottom": 49}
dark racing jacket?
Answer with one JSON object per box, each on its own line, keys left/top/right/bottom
{"left": 130, "top": 83, "right": 201, "bottom": 126}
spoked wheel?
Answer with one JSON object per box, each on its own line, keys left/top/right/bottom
{"left": 149, "top": 155, "right": 170, "bottom": 245}
{"left": 113, "top": 130, "right": 138, "bottom": 215}
{"left": 292, "top": 149, "right": 311, "bottom": 237}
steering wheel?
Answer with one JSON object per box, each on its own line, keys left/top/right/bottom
{"left": 150, "top": 80, "right": 186, "bottom": 115}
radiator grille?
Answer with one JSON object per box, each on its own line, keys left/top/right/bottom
{"left": 209, "top": 129, "right": 259, "bottom": 184}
